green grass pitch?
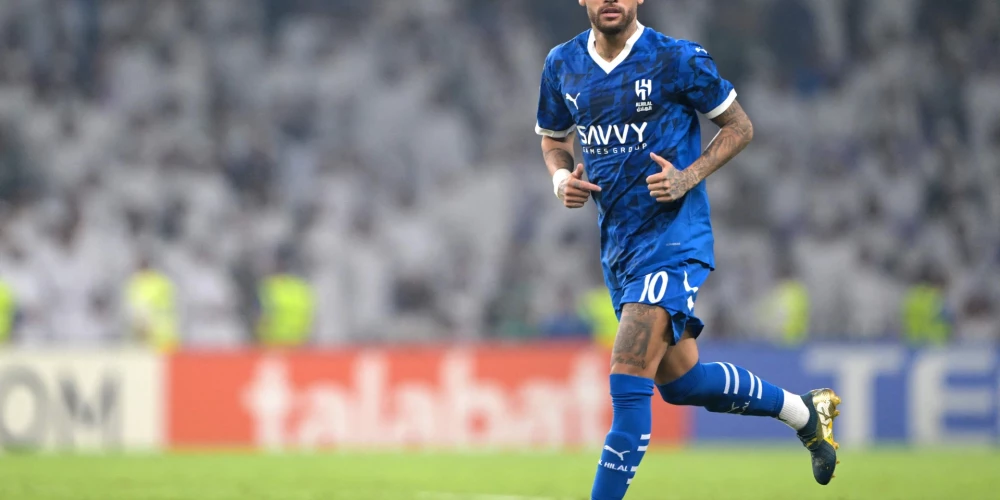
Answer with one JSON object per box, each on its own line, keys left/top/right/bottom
{"left": 2, "top": 448, "right": 998, "bottom": 500}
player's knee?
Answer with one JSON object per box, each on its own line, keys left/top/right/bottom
{"left": 654, "top": 336, "right": 698, "bottom": 386}
{"left": 656, "top": 362, "right": 707, "bottom": 406}
{"left": 610, "top": 353, "right": 649, "bottom": 377}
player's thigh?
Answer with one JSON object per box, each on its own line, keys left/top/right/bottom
{"left": 655, "top": 328, "right": 700, "bottom": 385}
{"left": 610, "top": 302, "right": 672, "bottom": 378}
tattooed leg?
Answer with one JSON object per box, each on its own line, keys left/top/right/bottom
{"left": 611, "top": 303, "right": 672, "bottom": 378}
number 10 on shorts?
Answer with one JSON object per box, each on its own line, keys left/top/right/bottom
{"left": 639, "top": 271, "right": 669, "bottom": 304}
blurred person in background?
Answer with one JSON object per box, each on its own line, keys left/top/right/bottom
{"left": 0, "top": 277, "right": 17, "bottom": 344}
{"left": 0, "top": 240, "right": 38, "bottom": 345}
{"left": 41, "top": 194, "right": 121, "bottom": 346}
{"left": 175, "top": 241, "right": 244, "bottom": 348}
{"left": 125, "top": 252, "right": 179, "bottom": 352}
{"left": 576, "top": 263, "right": 619, "bottom": 349}
{"left": 256, "top": 247, "right": 315, "bottom": 348}
{"left": 484, "top": 240, "right": 538, "bottom": 340}
{"left": 955, "top": 284, "right": 999, "bottom": 342}
{"left": 539, "top": 285, "right": 593, "bottom": 341}
{"left": 757, "top": 257, "right": 810, "bottom": 346}
{"left": 580, "top": 284, "right": 619, "bottom": 351}
{"left": 0, "top": 121, "right": 41, "bottom": 205}
{"left": 901, "top": 261, "right": 953, "bottom": 345}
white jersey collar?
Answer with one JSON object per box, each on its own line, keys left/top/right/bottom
{"left": 588, "top": 21, "right": 645, "bottom": 74}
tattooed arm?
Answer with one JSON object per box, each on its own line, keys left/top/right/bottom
{"left": 645, "top": 100, "right": 754, "bottom": 202}
{"left": 541, "top": 134, "right": 575, "bottom": 177}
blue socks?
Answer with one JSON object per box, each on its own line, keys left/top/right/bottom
{"left": 591, "top": 374, "right": 654, "bottom": 500}
{"left": 656, "top": 361, "right": 784, "bottom": 417}
{"left": 591, "top": 365, "right": 788, "bottom": 498}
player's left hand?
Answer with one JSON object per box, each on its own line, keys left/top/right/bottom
{"left": 647, "top": 152, "right": 699, "bottom": 203}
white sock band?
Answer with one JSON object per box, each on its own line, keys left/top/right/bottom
{"left": 778, "top": 390, "right": 810, "bottom": 431}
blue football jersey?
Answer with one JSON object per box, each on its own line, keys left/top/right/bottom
{"left": 536, "top": 22, "right": 735, "bottom": 294}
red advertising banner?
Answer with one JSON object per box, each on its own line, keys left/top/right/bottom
{"left": 168, "top": 344, "right": 688, "bottom": 449}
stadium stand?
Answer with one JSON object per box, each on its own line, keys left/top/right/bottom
{"left": 0, "top": 0, "right": 996, "bottom": 347}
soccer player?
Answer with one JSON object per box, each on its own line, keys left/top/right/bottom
{"left": 534, "top": 1, "right": 841, "bottom": 498}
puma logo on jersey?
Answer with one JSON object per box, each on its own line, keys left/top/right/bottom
{"left": 695, "top": 47, "right": 708, "bottom": 54}
{"left": 603, "top": 445, "right": 630, "bottom": 462}
{"left": 565, "top": 92, "right": 580, "bottom": 110}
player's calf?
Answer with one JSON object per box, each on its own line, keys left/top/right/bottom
{"left": 592, "top": 374, "right": 653, "bottom": 500}
{"left": 591, "top": 304, "right": 670, "bottom": 500}
{"left": 656, "top": 361, "right": 795, "bottom": 419}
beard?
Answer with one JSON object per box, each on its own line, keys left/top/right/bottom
{"left": 588, "top": 5, "right": 636, "bottom": 36}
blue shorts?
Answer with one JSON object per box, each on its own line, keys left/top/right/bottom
{"left": 608, "top": 260, "right": 711, "bottom": 344}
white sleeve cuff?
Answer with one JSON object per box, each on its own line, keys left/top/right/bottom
{"left": 535, "top": 123, "right": 576, "bottom": 138}
{"left": 703, "top": 89, "right": 737, "bottom": 119}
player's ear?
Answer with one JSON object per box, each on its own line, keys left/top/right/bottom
{"left": 578, "top": 0, "right": 585, "bottom": 7}
{"left": 637, "top": 0, "right": 645, "bottom": 5}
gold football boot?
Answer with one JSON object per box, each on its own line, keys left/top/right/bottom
{"left": 796, "top": 389, "right": 842, "bottom": 485}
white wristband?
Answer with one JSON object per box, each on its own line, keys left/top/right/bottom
{"left": 552, "top": 169, "right": 571, "bottom": 198}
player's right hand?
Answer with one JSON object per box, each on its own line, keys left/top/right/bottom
{"left": 556, "top": 164, "right": 602, "bottom": 209}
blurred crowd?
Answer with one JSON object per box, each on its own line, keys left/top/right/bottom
{"left": 0, "top": 0, "right": 996, "bottom": 349}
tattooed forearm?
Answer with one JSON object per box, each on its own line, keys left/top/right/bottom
{"left": 543, "top": 147, "right": 574, "bottom": 171}
{"left": 541, "top": 135, "right": 576, "bottom": 176}
{"left": 685, "top": 100, "right": 754, "bottom": 184}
